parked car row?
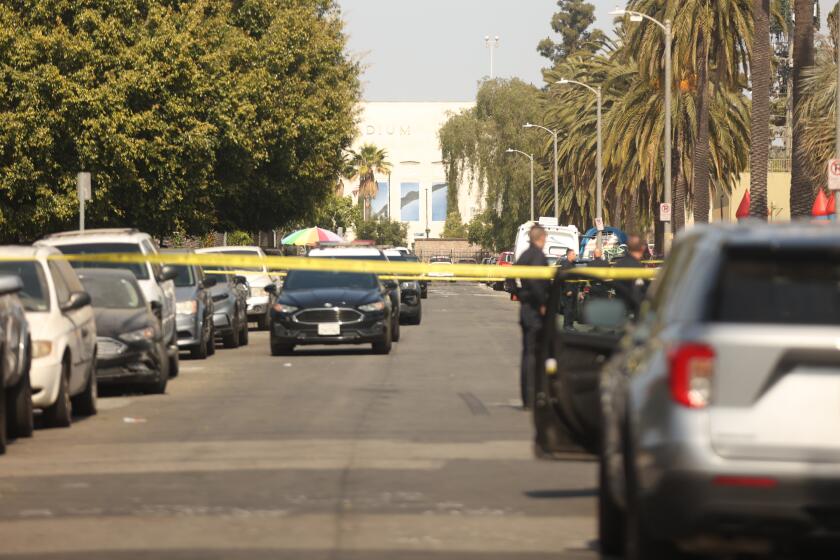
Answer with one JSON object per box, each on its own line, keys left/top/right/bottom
{"left": 533, "top": 222, "right": 840, "bottom": 559}
{"left": 0, "top": 228, "right": 279, "bottom": 455}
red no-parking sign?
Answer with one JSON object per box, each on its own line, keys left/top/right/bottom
{"left": 828, "top": 159, "right": 840, "bottom": 191}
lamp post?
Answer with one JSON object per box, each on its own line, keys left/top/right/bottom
{"left": 556, "top": 79, "right": 602, "bottom": 247}
{"left": 485, "top": 35, "right": 500, "bottom": 79}
{"left": 505, "top": 149, "right": 535, "bottom": 221}
{"left": 524, "top": 123, "right": 559, "bottom": 219}
{"left": 610, "top": 8, "right": 672, "bottom": 255}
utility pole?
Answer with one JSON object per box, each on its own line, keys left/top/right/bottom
{"left": 485, "top": 36, "right": 500, "bottom": 79}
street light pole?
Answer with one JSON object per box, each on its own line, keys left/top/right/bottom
{"left": 485, "top": 36, "right": 500, "bottom": 79}
{"left": 610, "top": 9, "right": 673, "bottom": 255}
{"left": 556, "top": 79, "right": 603, "bottom": 248}
{"left": 506, "top": 149, "right": 535, "bottom": 221}
{"left": 524, "top": 123, "right": 559, "bottom": 219}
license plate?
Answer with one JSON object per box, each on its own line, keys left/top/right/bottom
{"left": 318, "top": 323, "right": 341, "bottom": 336}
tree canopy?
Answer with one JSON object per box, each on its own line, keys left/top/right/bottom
{"left": 0, "top": 0, "right": 360, "bottom": 242}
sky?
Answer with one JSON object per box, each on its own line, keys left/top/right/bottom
{"left": 340, "top": 0, "right": 837, "bottom": 102}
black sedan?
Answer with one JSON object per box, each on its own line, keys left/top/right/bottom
{"left": 77, "top": 269, "right": 169, "bottom": 394}
{"left": 266, "top": 270, "right": 393, "bottom": 355}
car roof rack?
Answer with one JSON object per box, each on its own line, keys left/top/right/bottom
{"left": 43, "top": 228, "right": 140, "bottom": 238}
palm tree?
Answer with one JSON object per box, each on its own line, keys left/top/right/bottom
{"left": 750, "top": 0, "right": 772, "bottom": 219}
{"left": 348, "top": 144, "right": 392, "bottom": 220}
{"left": 790, "top": 0, "right": 817, "bottom": 217}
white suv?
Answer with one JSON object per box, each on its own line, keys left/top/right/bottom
{"left": 197, "top": 246, "right": 277, "bottom": 330}
{"left": 0, "top": 246, "right": 97, "bottom": 426}
{"left": 37, "top": 229, "right": 180, "bottom": 378}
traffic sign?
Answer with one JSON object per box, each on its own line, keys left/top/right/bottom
{"left": 659, "top": 203, "right": 672, "bottom": 222}
{"left": 77, "top": 172, "right": 91, "bottom": 201}
{"left": 828, "top": 159, "right": 840, "bottom": 191}
{"left": 594, "top": 217, "right": 604, "bottom": 231}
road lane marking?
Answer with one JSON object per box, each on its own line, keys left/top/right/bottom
{"left": 0, "top": 513, "right": 595, "bottom": 555}
{"left": 0, "top": 439, "right": 534, "bottom": 478}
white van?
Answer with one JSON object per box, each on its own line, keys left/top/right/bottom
{"left": 513, "top": 219, "right": 580, "bottom": 262}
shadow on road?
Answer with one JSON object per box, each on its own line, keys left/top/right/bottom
{"left": 524, "top": 488, "right": 597, "bottom": 500}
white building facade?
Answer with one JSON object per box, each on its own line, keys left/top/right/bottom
{"left": 343, "top": 102, "right": 482, "bottom": 243}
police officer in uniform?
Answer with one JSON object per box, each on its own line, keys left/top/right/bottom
{"left": 514, "top": 225, "right": 549, "bottom": 410}
{"left": 559, "top": 248, "right": 579, "bottom": 330}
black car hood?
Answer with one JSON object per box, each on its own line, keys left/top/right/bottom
{"left": 94, "top": 308, "right": 154, "bottom": 338}
{"left": 280, "top": 288, "right": 380, "bottom": 308}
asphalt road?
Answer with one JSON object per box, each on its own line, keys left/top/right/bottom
{"left": 0, "top": 283, "right": 598, "bottom": 560}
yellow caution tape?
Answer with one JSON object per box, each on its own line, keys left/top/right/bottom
{"left": 0, "top": 251, "right": 659, "bottom": 282}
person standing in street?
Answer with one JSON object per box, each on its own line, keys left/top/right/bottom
{"left": 614, "top": 234, "right": 647, "bottom": 305}
{"left": 515, "top": 225, "right": 549, "bottom": 410}
{"left": 559, "top": 249, "right": 578, "bottom": 330}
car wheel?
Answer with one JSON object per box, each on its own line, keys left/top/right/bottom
{"left": 222, "top": 317, "right": 240, "bottom": 349}
{"left": 391, "top": 316, "right": 401, "bottom": 343}
{"left": 70, "top": 360, "right": 97, "bottom": 417}
{"left": 372, "top": 326, "right": 392, "bottom": 355}
{"left": 256, "top": 315, "right": 268, "bottom": 331}
{"left": 190, "top": 332, "right": 208, "bottom": 360}
{"left": 148, "top": 342, "right": 169, "bottom": 394}
{"left": 44, "top": 360, "right": 72, "bottom": 428}
{"left": 7, "top": 366, "right": 33, "bottom": 439}
{"left": 240, "top": 319, "right": 249, "bottom": 346}
{"left": 168, "top": 336, "right": 180, "bottom": 377}
{"left": 409, "top": 306, "right": 422, "bottom": 326}
{"left": 420, "top": 289, "right": 428, "bottom": 299}
{"left": 598, "top": 454, "right": 623, "bottom": 556}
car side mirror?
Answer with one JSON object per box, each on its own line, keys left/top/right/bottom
{"left": 264, "top": 284, "right": 277, "bottom": 295}
{"left": 201, "top": 277, "right": 217, "bottom": 289}
{"left": 581, "top": 298, "right": 628, "bottom": 330}
{"left": 158, "top": 265, "right": 178, "bottom": 283}
{"left": 234, "top": 275, "right": 248, "bottom": 286}
{"left": 61, "top": 291, "right": 91, "bottom": 313}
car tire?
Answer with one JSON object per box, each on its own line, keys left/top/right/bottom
{"left": 44, "top": 360, "right": 72, "bottom": 428}
{"left": 7, "top": 366, "right": 33, "bottom": 439}
{"left": 409, "top": 307, "right": 422, "bottom": 326}
{"left": 207, "top": 326, "right": 216, "bottom": 356}
{"left": 391, "top": 317, "right": 401, "bottom": 343}
{"left": 372, "top": 328, "right": 392, "bottom": 355}
{"left": 256, "top": 315, "right": 268, "bottom": 331}
{"left": 598, "top": 454, "right": 623, "bottom": 556}
{"left": 222, "top": 317, "right": 240, "bottom": 349}
{"left": 148, "top": 342, "right": 169, "bottom": 394}
{"left": 190, "top": 334, "right": 208, "bottom": 360}
{"left": 420, "top": 290, "right": 428, "bottom": 299}
{"left": 71, "top": 361, "right": 97, "bottom": 417}
{"left": 240, "top": 319, "right": 249, "bottom": 346}
{"left": 270, "top": 339, "right": 294, "bottom": 356}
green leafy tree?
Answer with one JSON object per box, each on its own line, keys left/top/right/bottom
{"left": 227, "top": 230, "right": 254, "bottom": 246}
{"left": 313, "top": 195, "right": 360, "bottom": 233}
{"left": 538, "top": 0, "right": 606, "bottom": 65}
{"left": 353, "top": 217, "right": 407, "bottom": 247}
{"left": 441, "top": 212, "right": 467, "bottom": 238}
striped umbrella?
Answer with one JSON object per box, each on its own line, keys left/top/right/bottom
{"left": 281, "top": 227, "right": 344, "bottom": 246}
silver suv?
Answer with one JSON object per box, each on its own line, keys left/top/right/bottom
{"left": 535, "top": 223, "right": 840, "bottom": 558}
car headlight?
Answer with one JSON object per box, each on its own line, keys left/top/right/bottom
{"left": 32, "top": 340, "right": 52, "bottom": 359}
{"left": 399, "top": 281, "right": 414, "bottom": 290}
{"left": 120, "top": 327, "right": 156, "bottom": 343}
{"left": 358, "top": 301, "right": 385, "bottom": 312}
{"left": 176, "top": 300, "right": 198, "bottom": 315}
{"left": 272, "top": 303, "right": 298, "bottom": 314}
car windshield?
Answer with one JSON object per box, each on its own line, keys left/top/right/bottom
{"left": 171, "top": 265, "right": 196, "bottom": 287}
{"left": 55, "top": 243, "right": 149, "bottom": 280}
{"left": 216, "top": 250, "right": 265, "bottom": 273}
{"left": 712, "top": 248, "right": 840, "bottom": 325}
{"left": 80, "top": 275, "right": 144, "bottom": 309}
{"left": 0, "top": 261, "right": 49, "bottom": 312}
{"left": 284, "top": 270, "right": 378, "bottom": 291}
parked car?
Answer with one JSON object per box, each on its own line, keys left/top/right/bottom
{"left": 162, "top": 250, "right": 216, "bottom": 359}
{"left": 196, "top": 246, "right": 277, "bottom": 330}
{"left": 38, "top": 229, "right": 181, "bottom": 378}
{"left": 200, "top": 266, "right": 249, "bottom": 349}
{"left": 535, "top": 223, "right": 840, "bottom": 559}
{"left": 457, "top": 258, "right": 478, "bottom": 265}
{"left": 0, "top": 246, "right": 97, "bottom": 427}
{"left": 308, "top": 247, "right": 401, "bottom": 342}
{"left": 0, "top": 275, "right": 32, "bottom": 452}
{"left": 429, "top": 256, "right": 452, "bottom": 264}
{"left": 383, "top": 250, "right": 422, "bottom": 324}
{"left": 266, "top": 269, "right": 394, "bottom": 355}
{"left": 77, "top": 269, "right": 170, "bottom": 394}
{"left": 492, "top": 251, "right": 514, "bottom": 291}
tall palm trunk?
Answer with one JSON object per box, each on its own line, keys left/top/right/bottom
{"left": 750, "top": 0, "right": 771, "bottom": 219}
{"left": 790, "top": 0, "right": 816, "bottom": 216}
{"left": 692, "top": 33, "right": 712, "bottom": 224}
{"left": 674, "top": 132, "right": 688, "bottom": 231}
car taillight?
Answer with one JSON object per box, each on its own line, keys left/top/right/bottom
{"left": 669, "top": 343, "right": 714, "bottom": 409}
